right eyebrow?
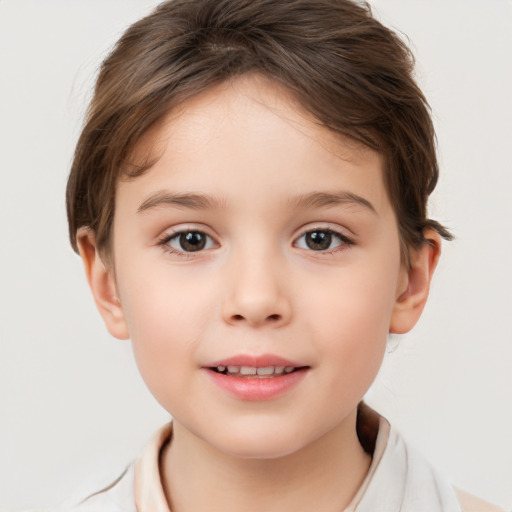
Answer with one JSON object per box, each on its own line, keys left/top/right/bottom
{"left": 137, "top": 191, "right": 227, "bottom": 213}
{"left": 288, "top": 190, "right": 378, "bottom": 215}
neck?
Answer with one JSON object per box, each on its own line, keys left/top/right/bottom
{"left": 160, "top": 410, "right": 371, "bottom": 512}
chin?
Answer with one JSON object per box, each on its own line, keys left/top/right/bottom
{"left": 219, "top": 436, "right": 305, "bottom": 460}
{"left": 201, "top": 417, "right": 317, "bottom": 460}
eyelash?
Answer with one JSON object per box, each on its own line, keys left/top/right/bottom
{"left": 157, "top": 227, "right": 354, "bottom": 258}
{"left": 157, "top": 229, "right": 216, "bottom": 259}
{"left": 295, "top": 228, "right": 354, "bottom": 255}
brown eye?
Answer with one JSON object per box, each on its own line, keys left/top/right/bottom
{"left": 305, "top": 231, "right": 332, "bottom": 250}
{"left": 166, "top": 231, "right": 215, "bottom": 252}
{"left": 295, "top": 229, "right": 352, "bottom": 252}
{"left": 179, "top": 232, "right": 206, "bottom": 251}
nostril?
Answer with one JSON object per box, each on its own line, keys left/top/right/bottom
{"left": 230, "top": 313, "right": 281, "bottom": 323}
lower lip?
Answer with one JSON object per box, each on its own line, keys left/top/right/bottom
{"left": 204, "top": 368, "right": 308, "bottom": 401}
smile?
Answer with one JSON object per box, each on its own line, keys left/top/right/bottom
{"left": 204, "top": 354, "right": 309, "bottom": 400}
{"left": 211, "top": 365, "right": 298, "bottom": 377}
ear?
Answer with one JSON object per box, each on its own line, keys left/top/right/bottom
{"left": 76, "top": 228, "right": 129, "bottom": 340}
{"left": 390, "top": 229, "right": 442, "bottom": 334}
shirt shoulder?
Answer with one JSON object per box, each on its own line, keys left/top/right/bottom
{"left": 69, "top": 464, "right": 137, "bottom": 512}
{"left": 455, "top": 487, "right": 507, "bottom": 512}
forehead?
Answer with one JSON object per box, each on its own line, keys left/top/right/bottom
{"left": 119, "top": 74, "right": 391, "bottom": 217}
{"left": 131, "top": 75, "right": 376, "bottom": 166}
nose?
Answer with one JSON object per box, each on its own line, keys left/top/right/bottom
{"left": 221, "top": 250, "right": 292, "bottom": 328}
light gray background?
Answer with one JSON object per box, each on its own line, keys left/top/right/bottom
{"left": 1, "top": 0, "right": 511, "bottom": 510}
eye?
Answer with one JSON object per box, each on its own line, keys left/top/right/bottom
{"left": 161, "top": 230, "right": 216, "bottom": 253}
{"left": 295, "top": 228, "right": 353, "bottom": 252}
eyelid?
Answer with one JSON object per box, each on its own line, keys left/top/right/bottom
{"left": 170, "top": 231, "right": 216, "bottom": 248}
{"left": 155, "top": 223, "right": 354, "bottom": 258}
{"left": 157, "top": 225, "right": 219, "bottom": 257}
{"left": 293, "top": 224, "right": 355, "bottom": 253}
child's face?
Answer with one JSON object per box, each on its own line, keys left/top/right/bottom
{"left": 104, "top": 75, "right": 412, "bottom": 458}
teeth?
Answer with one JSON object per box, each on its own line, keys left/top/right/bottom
{"left": 240, "top": 366, "right": 257, "bottom": 375}
{"left": 215, "top": 365, "right": 298, "bottom": 377}
{"left": 256, "top": 367, "right": 275, "bottom": 376}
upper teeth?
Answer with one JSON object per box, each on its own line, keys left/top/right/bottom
{"left": 217, "top": 365, "right": 295, "bottom": 376}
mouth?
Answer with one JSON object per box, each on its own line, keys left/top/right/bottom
{"left": 203, "top": 354, "right": 309, "bottom": 399}
{"left": 210, "top": 365, "right": 307, "bottom": 378}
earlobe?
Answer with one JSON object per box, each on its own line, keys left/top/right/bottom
{"left": 389, "top": 230, "right": 442, "bottom": 334}
{"left": 76, "top": 228, "right": 130, "bottom": 340}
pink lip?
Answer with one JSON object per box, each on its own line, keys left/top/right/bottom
{"left": 202, "top": 353, "right": 309, "bottom": 401}
{"left": 205, "top": 353, "right": 304, "bottom": 368}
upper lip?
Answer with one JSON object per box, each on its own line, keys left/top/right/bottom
{"left": 204, "top": 354, "right": 307, "bottom": 369}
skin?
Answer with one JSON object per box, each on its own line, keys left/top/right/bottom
{"left": 78, "top": 74, "right": 440, "bottom": 512}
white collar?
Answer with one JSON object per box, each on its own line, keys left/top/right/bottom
{"left": 132, "top": 406, "right": 461, "bottom": 512}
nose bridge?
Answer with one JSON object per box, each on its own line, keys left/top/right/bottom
{"left": 222, "top": 235, "right": 291, "bottom": 327}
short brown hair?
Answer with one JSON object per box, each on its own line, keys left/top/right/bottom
{"left": 66, "top": 0, "right": 452, "bottom": 260}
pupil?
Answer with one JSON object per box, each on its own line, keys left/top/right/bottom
{"left": 306, "top": 231, "right": 331, "bottom": 251}
{"left": 180, "top": 232, "right": 206, "bottom": 251}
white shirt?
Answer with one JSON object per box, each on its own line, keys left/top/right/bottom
{"left": 60, "top": 405, "right": 502, "bottom": 512}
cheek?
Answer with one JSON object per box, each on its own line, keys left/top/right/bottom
{"left": 116, "top": 267, "right": 216, "bottom": 403}
{"left": 302, "top": 262, "right": 399, "bottom": 390}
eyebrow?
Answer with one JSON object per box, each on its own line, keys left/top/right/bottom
{"left": 137, "top": 190, "right": 377, "bottom": 215}
{"left": 137, "top": 191, "right": 226, "bottom": 213}
{"left": 288, "top": 191, "right": 377, "bottom": 215}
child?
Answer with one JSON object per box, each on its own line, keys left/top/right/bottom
{"left": 55, "top": 0, "right": 507, "bottom": 510}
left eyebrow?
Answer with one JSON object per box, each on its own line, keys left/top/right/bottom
{"left": 137, "top": 191, "right": 227, "bottom": 213}
{"left": 288, "top": 191, "right": 377, "bottom": 215}
{"left": 137, "top": 189, "right": 377, "bottom": 215}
